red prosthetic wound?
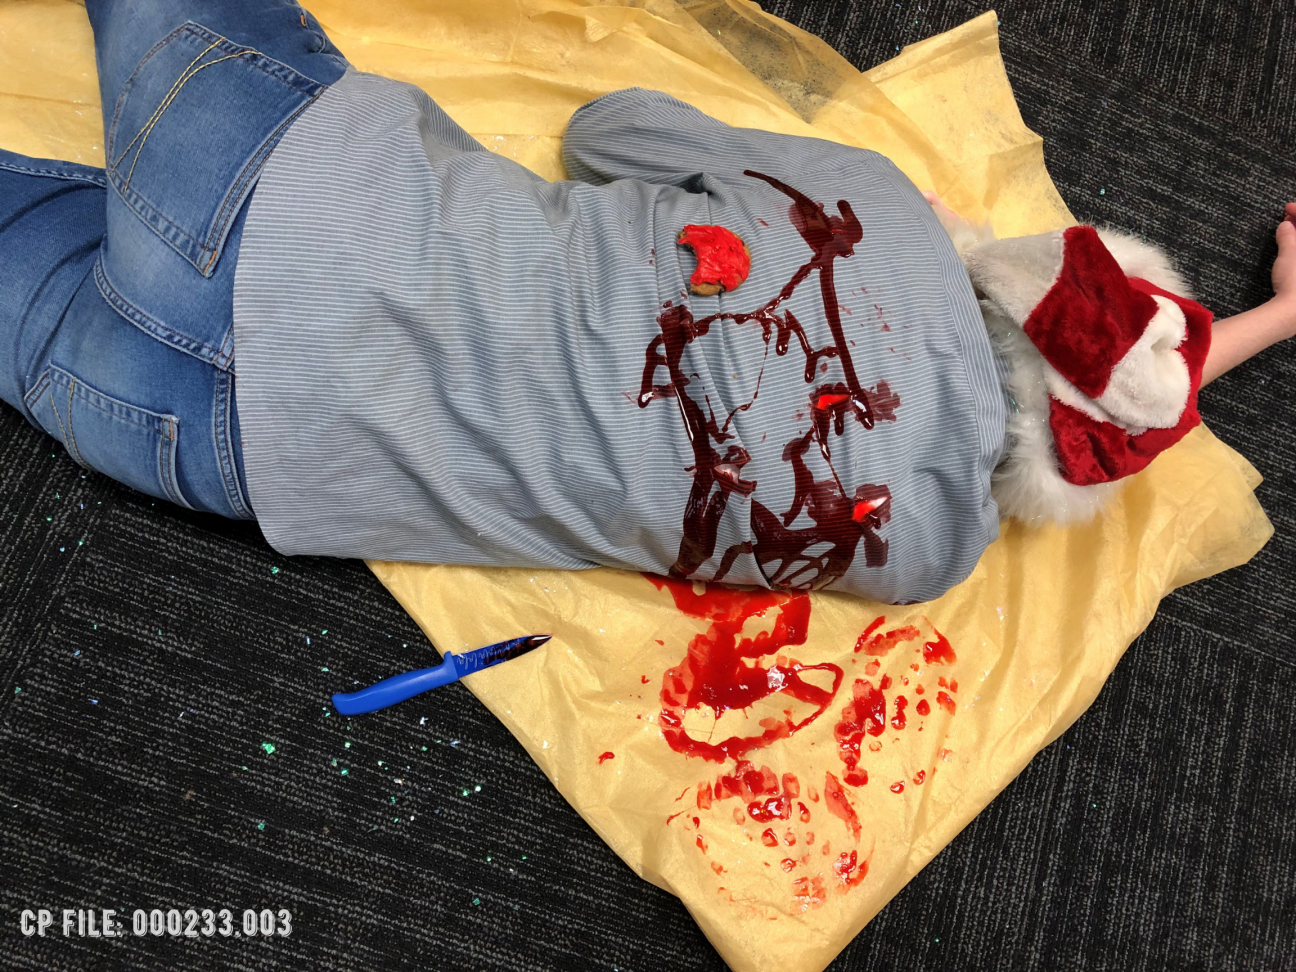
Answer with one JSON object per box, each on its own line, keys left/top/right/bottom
{"left": 677, "top": 224, "right": 752, "bottom": 296}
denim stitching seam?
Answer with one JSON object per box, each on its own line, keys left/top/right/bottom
{"left": 107, "top": 24, "right": 192, "bottom": 161}
{"left": 48, "top": 367, "right": 192, "bottom": 509}
{"left": 106, "top": 22, "right": 324, "bottom": 275}
{"left": 113, "top": 36, "right": 227, "bottom": 174}
{"left": 160, "top": 417, "right": 191, "bottom": 509}
{"left": 122, "top": 51, "right": 265, "bottom": 192}
{"left": 46, "top": 387, "right": 72, "bottom": 461}
{"left": 201, "top": 93, "right": 320, "bottom": 272}
{"left": 0, "top": 161, "right": 107, "bottom": 187}
{"left": 22, "top": 372, "right": 51, "bottom": 416}
{"left": 182, "top": 22, "right": 328, "bottom": 93}
{"left": 112, "top": 22, "right": 326, "bottom": 171}
{"left": 62, "top": 379, "right": 88, "bottom": 467}
{"left": 93, "top": 255, "right": 233, "bottom": 369}
{"left": 213, "top": 369, "right": 251, "bottom": 518}
{"left": 107, "top": 177, "right": 209, "bottom": 257}
{"left": 52, "top": 368, "right": 164, "bottom": 433}
{"left": 157, "top": 420, "right": 170, "bottom": 504}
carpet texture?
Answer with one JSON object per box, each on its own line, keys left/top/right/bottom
{"left": 2, "top": 2, "right": 1293, "bottom": 969}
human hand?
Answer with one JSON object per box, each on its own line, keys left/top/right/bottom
{"left": 1273, "top": 203, "right": 1296, "bottom": 314}
{"left": 922, "top": 190, "right": 962, "bottom": 228}
{"left": 1202, "top": 204, "right": 1296, "bottom": 384}
{"left": 922, "top": 190, "right": 991, "bottom": 256}
{"left": 1268, "top": 203, "right": 1296, "bottom": 345}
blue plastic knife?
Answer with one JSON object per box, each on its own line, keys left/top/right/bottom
{"left": 331, "top": 634, "right": 551, "bottom": 716}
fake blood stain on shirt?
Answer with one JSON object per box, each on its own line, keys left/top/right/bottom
{"left": 639, "top": 172, "right": 899, "bottom": 594}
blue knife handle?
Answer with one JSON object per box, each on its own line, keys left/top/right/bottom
{"left": 331, "top": 657, "right": 459, "bottom": 715}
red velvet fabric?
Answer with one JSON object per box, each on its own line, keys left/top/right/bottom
{"left": 1024, "top": 226, "right": 1158, "bottom": 399}
{"left": 1047, "top": 278, "right": 1213, "bottom": 486}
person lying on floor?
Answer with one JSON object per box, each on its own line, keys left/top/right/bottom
{"left": 1, "top": 0, "right": 1293, "bottom": 605}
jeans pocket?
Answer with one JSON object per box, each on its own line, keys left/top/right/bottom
{"left": 105, "top": 21, "right": 326, "bottom": 277}
{"left": 26, "top": 366, "right": 193, "bottom": 510}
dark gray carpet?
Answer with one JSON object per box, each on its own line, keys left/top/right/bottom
{"left": 2, "top": 2, "right": 1293, "bottom": 969}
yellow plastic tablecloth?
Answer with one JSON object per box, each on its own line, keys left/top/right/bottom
{"left": 0, "top": 3, "right": 1271, "bottom": 970}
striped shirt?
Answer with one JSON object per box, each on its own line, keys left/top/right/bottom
{"left": 232, "top": 71, "right": 1005, "bottom": 603}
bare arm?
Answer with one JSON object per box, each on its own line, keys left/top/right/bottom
{"left": 1201, "top": 205, "right": 1296, "bottom": 385}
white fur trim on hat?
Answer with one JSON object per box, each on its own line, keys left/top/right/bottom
{"left": 963, "top": 230, "right": 1065, "bottom": 323}
{"left": 981, "top": 301, "right": 1121, "bottom": 524}
{"left": 1093, "top": 294, "right": 1191, "bottom": 429}
{"left": 962, "top": 224, "right": 1193, "bottom": 525}
{"left": 1095, "top": 228, "right": 1191, "bottom": 297}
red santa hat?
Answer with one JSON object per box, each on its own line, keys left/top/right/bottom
{"left": 965, "top": 225, "right": 1212, "bottom": 521}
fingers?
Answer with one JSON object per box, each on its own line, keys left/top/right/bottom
{"left": 923, "top": 190, "right": 963, "bottom": 225}
{"left": 1277, "top": 203, "right": 1296, "bottom": 246}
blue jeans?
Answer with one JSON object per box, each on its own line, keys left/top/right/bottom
{"left": 0, "top": 0, "right": 348, "bottom": 517}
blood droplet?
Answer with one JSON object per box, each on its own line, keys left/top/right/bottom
{"left": 832, "top": 850, "right": 868, "bottom": 889}
{"left": 855, "top": 620, "right": 922, "bottom": 656}
{"left": 922, "top": 628, "right": 957, "bottom": 665}
{"left": 792, "top": 874, "right": 827, "bottom": 911}
{"left": 823, "top": 771, "right": 861, "bottom": 842}
{"left": 891, "top": 695, "right": 907, "bottom": 730}
{"left": 833, "top": 678, "right": 886, "bottom": 785}
{"left": 748, "top": 795, "right": 790, "bottom": 823}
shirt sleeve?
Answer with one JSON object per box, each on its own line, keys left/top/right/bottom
{"left": 560, "top": 87, "right": 866, "bottom": 191}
